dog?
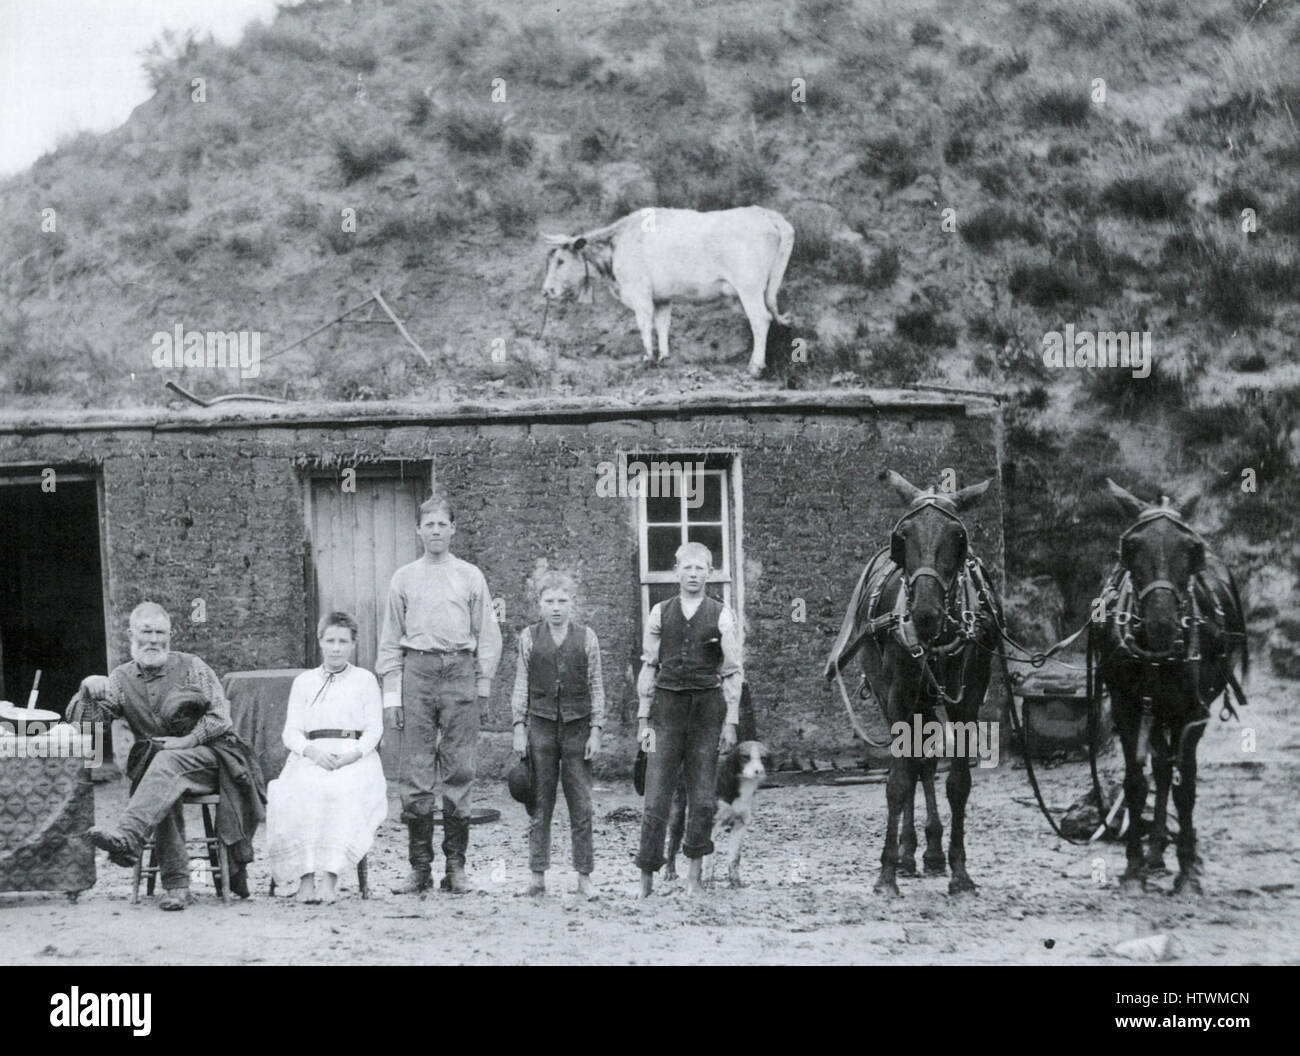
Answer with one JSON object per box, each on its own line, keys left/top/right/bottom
{"left": 664, "top": 741, "right": 770, "bottom": 887}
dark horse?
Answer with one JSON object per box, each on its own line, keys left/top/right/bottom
{"left": 1094, "top": 480, "right": 1249, "bottom": 895}
{"left": 826, "top": 471, "right": 1000, "bottom": 898}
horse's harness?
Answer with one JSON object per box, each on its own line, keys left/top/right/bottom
{"left": 833, "top": 496, "right": 996, "bottom": 744}
{"left": 1097, "top": 506, "right": 1248, "bottom": 723}
{"left": 830, "top": 495, "right": 1251, "bottom": 843}
{"left": 1085, "top": 505, "right": 1248, "bottom": 804}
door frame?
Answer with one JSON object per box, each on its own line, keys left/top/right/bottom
{"left": 300, "top": 460, "right": 435, "bottom": 666}
{"left": 0, "top": 463, "right": 112, "bottom": 694}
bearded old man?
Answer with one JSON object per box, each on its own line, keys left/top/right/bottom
{"left": 70, "top": 602, "right": 265, "bottom": 910}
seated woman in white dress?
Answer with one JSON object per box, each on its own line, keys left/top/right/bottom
{"left": 266, "top": 611, "right": 388, "bottom": 904}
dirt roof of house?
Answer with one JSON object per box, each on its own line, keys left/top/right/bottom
{"left": 0, "top": 387, "right": 999, "bottom": 434}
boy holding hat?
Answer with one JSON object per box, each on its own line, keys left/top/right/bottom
{"left": 509, "top": 571, "right": 606, "bottom": 898}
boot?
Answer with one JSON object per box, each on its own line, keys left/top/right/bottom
{"left": 392, "top": 814, "right": 435, "bottom": 894}
{"left": 441, "top": 812, "right": 471, "bottom": 894}
{"left": 88, "top": 826, "right": 138, "bottom": 869}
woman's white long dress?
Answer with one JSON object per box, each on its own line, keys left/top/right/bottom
{"left": 266, "top": 664, "right": 388, "bottom": 885}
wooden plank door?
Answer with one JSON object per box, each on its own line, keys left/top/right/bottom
{"left": 306, "top": 471, "right": 423, "bottom": 676}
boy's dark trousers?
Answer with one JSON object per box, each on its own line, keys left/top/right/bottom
{"left": 527, "top": 715, "right": 593, "bottom": 874}
{"left": 635, "top": 687, "right": 724, "bottom": 872}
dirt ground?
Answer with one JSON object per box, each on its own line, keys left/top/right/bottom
{"left": 3, "top": 672, "right": 1297, "bottom": 966}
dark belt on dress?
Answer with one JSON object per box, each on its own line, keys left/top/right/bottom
{"left": 307, "top": 729, "right": 362, "bottom": 740}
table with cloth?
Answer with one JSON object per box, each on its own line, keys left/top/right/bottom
{"left": 0, "top": 724, "right": 96, "bottom": 898}
{"left": 221, "top": 670, "right": 305, "bottom": 784}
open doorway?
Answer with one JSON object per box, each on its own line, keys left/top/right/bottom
{"left": 0, "top": 471, "right": 109, "bottom": 715}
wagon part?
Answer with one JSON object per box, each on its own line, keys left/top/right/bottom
{"left": 999, "top": 640, "right": 1107, "bottom": 846}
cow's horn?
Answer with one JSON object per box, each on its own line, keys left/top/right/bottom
{"left": 541, "top": 233, "right": 571, "bottom": 245}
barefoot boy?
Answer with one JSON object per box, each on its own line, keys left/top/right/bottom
{"left": 510, "top": 572, "right": 605, "bottom": 898}
{"left": 635, "top": 542, "right": 743, "bottom": 896}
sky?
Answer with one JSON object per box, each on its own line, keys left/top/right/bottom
{"left": 0, "top": 0, "right": 295, "bottom": 176}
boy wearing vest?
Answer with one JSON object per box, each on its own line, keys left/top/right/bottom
{"left": 636, "top": 542, "right": 743, "bottom": 897}
{"left": 510, "top": 572, "right": 606, "bottom": 898}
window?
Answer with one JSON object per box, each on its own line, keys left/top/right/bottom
{"left": 632, "top": 452, "right": 741, "bottom": 626}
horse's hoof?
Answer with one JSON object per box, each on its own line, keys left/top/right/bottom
{"left": 1119, "top": 872, "right": 1146, "bottom": 894}
{"left": 1172, "top": 872, "right": 1204, "bottom": 898}
{"left": 1143, "top": 853, "right": 1168, "bottom": 875}
{"left": 896, "top": 858, "right": 918, "bottom": 878}
{"left": 874, "top": 876, "right": 902, "bottom": 899}
{"left": 923, "top": 857, "right": 947, "bottom": 877}
{"left": 948, "top": 875, "right": 977, "bottom": 896}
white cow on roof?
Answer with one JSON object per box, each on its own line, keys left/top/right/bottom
{"left": 541, "top": 205, "right": 794, "bottom": 377}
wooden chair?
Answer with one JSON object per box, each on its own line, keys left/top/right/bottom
{"left": 131, "top": 792, "right": 230, "bottom": 904}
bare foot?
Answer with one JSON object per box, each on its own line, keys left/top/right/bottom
{"left": 577, "top": 874, "right": 598, "bottom": 900}
{"left": 527, "top": 871, "right": 546, "bottom": 897}
{"left": 296, "top": 874, "right": 319, "bottom": 904}
{"left": 685, "top": 859, "right": 706, "bottom": 897}
{"left": 639, "top": 870, "right": 654, "bottom": 898}
{"left": 320, "top": 872, "right": 338, "bottom": 904}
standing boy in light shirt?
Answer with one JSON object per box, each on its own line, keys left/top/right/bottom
{"left": 377, "top": 493, "right": 502, "bottom": 895}
{"left": 509, "top": 571, "right": 606, "bottom": 899}
{"left": 635, "top": 541, "right": 743, "bottom": 897}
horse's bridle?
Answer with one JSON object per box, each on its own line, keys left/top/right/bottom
{"left": 1112, "top": 507, "right": 1207, "bottom": 664}
{"left": 890, "top": 495, "right": 969, "bottom": 614}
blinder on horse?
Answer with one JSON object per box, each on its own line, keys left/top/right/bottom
{"left": 1118, "top": 506, "right": 1205, "bottom": 605}
{"left": 1112, "top": 506, "right": 1208, "bottom": 663}
{"left": 1118, "top": 506, "right": 1206, "bottom": 580}
{"left": 890, "top": 494, "right": 969, "bottom": 593}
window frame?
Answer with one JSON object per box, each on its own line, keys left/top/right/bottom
{"left": 625, "top": 449, "right": 742, "bottom": 635}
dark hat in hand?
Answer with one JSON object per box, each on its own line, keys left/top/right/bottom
{"left": 160, "top": 686, "right": 208, "bottom": 737}
{"left": 507, "top": 753, "right": 535, "bottom": 815}
{"left": 633, "top": 748, "right": 648, "bottom": 796}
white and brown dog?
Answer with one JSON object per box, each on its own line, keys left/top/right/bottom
{"left": 664, "top": 741, "right": 770, "bottom": 887}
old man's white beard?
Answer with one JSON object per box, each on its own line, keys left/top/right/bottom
{"left": 131, "top": 641, "right": 170, "bottom": 671}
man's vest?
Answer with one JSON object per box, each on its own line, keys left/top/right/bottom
{"left": 527, "top": 622, "right": 591, "bottom": 721}
{"left": 655, "top": 595, "right": 724, "bottom": 691}
{"left": 116, "top": 652, "right": 207, "bottom": 738}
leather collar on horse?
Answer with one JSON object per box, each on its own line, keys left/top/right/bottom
{"left": 828, "top": 492, "right": 985, "bottom": 664}
{"left": 825, "top": 515, "right": 998, "bottom": 743}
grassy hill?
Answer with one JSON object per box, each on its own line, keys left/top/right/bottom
{"left": 2, "top": 0, "right": 1298, "bottom": 672}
